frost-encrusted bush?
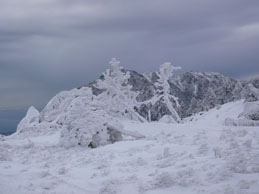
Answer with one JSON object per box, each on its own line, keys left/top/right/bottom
{"left": 154, "top": 62, "right": 181, "bottom": 122}
{"left": 60, "top": 119, "right": 108, "bottom": 147}
{"left": 59, "top": 113, "right": 123, "bottom": 148}
{"left": 95, "top": 58, "right": 147, "bottom": 122}
{"left": 39, "top": 88, "right": 93, "bottom": 123}
{"left": 244, "top": 83, "right": 259, "bottom": 102}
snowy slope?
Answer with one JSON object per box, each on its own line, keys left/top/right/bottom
{"left": 186, "top": 99, "right": 259, "bottom": 127}
{"left": 1, "top": 120, "right": 259, "bottom": 194}
{"left": 185, "top": 100, "right": 245, "bottom": 126}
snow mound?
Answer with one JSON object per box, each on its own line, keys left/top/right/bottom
{"left": 186, "top": 100, "right": 245, "bottom": 125}
{"left": 241, "top": 101, "right": 259, "bottom": 120}
{"left": 159, "top": 115, "right": 177, "bottom": 123}
{"left": 186, "top": 100, "right": 259, "bottom": 126}
{"left": 17, "top": 106, "right": 39, "bottom": 133}
{"left": 59, "top": 112, "right": 123, "bottom": 148}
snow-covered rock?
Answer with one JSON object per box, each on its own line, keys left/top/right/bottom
{"left": 59, "top": 110, "right": 123, "bottom": 148}
{"left": 17, "top": 106, "right": 39, "bottom": 133}
{"left": 241, "top": 101, "right": 259, "bottom": 120}
{"left": 169, "top": 72, "right": 243, "bottom": 117}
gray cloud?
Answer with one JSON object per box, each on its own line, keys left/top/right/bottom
{"left": 1, "top": 0, "right": 259, "bottom": 132}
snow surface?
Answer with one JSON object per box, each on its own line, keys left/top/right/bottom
{"left": 185, "top": 100, "right": 245, "bottom": 126}
{"left": 186, "top": 99, "right": 259, "bottom": 126}
{"left": 1, "top": 100, "right": 259, "bottom": 194}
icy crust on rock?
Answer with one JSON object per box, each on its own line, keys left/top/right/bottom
{"left": 169, "top": 72, "right": 244, "bottom": 118}
{"left": 59, "top": 106, "right": 125, "bottom": 148}
{"left": 17, "top": 106, "right": 39, "bottom": 133}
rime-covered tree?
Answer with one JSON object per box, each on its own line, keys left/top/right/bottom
{"left": 156, "top": 62, "right": 181, "bottom": 122}
{"left": 95, "top": 58, "right": 146, "bottom": 122}
{"left": 243, "top": 83, "right": 259, "bottom": 102}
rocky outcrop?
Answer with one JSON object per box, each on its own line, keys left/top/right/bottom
{"left": 169, "top": 72, "right": 243, "bottom": 117}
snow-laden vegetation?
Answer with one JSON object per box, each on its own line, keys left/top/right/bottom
{"left": 15, "top": 59, "right": 182, "bottom": 148}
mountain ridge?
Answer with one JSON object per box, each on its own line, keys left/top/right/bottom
{"left": 9, "top": 59, "right": 259, "bottom": 144}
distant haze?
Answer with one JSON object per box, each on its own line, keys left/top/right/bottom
{"left": 0, "top": 0, "right": 259, "bottom": 134}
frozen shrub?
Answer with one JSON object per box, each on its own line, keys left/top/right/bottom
{"left": 155, "top": 62, "right": 181, "bottom": 122}
{"left": 243, "top": 83, "right": 259, "bottom": 102}
{"left": 95, "top": 58, "right": 147, "bottom": 122}
{"left": 59, "top": 113, "right": 124, "bottom": 148}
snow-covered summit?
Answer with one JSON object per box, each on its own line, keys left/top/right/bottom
{"left": 14, "top": 59, "right": 259, "bottom": 145}
{"left": 1, "top": 59, "right": 259, "bottom": 194}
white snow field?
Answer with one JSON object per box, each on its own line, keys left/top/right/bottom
{"left": 1, "top": 101, "right": 259, "bottom": 194}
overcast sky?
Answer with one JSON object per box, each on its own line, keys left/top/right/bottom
{"left": 1, "top": 0, "right": 259, "bottom": 133}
